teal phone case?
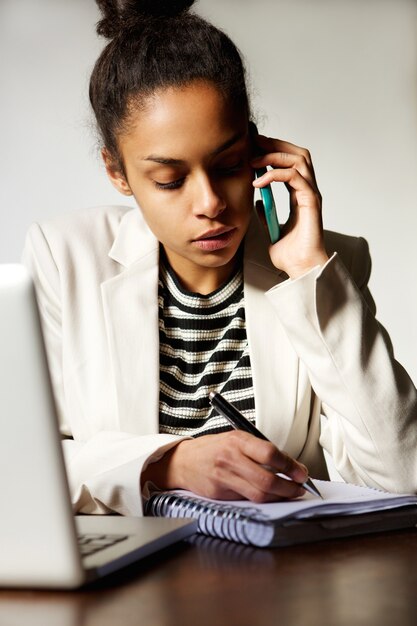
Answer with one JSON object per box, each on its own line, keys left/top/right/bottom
{"left": 255, "top": 168, "right": 280, "bottom": 243}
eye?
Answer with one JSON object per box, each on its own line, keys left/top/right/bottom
{"left": 153, "top": 177, "right": 185, "bottom": 190}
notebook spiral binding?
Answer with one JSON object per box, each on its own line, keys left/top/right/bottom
{"left": 146, "top": 492, "right": 270, "bottom": 545}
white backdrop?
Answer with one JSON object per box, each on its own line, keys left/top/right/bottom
{"left": 1, "top": 0, "right": 416, "bottom": 382}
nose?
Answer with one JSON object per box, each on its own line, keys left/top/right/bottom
{"left": 192, "top": 173, "right": 226, "bottom": 219}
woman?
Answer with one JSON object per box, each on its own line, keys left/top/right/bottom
{"left": 23, "top": 0, "right": 417, "bottom": 515}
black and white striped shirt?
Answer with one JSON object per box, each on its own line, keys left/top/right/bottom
{"left": 158, "top": 255, "right": 255, "bottom": 437}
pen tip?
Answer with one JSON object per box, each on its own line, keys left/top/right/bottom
{"left": 209, "top": 391, "right": 215, "bottom": 401}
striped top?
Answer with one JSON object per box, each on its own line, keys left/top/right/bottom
{"left": 158, "top": 254, "right": 256, "bottom": 437}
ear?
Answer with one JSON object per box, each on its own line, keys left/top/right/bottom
{"left": 102, "top": 148, "right": 133, "bottom": 196}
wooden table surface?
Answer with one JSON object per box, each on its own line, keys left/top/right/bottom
{"left": 0, "top": 529, "right": 416, "bottom": 626}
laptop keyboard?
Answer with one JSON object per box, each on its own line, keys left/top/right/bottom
{"left": 78, "top": 533, "right": 129, "bottom": 557}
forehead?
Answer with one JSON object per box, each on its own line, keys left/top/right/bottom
{"left": 121, "top": 81, "right": 248, "bottom": 160}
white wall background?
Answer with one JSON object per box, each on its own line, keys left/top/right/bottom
{"left": 1, "top": 0, "right": 416, "bottom": 383}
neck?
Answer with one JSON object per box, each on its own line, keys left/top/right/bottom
{"left": 161, "top": 248, "right": 242, "bottom": 295}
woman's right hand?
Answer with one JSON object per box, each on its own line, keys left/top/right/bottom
{"left": 142, "top": 431, "right": 308, "bottom": 502}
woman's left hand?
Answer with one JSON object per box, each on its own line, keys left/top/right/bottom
{"left": 251, "top": 134, "right": 329, "bottom": 279}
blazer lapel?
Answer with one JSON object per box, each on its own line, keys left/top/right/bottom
{"left": 100, "top": 209, "right": 301, "bottom": 445}
{"left": 101, "top": 209, "right": 160, "bottom": 435}
{"left": 244, "top": 217, "right": 300, "bottom": 448}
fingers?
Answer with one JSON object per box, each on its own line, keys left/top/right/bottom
{"left": 253, "top": 162, "right": 308, "bottom": 189}
{"left": 255, "top": 133, "right": 313, "bottom": 166}
{"left": 250, "top": 131, "right": 327, "bottom": 278}
{"left": 167, "top": 431, "right": 309, "bottom": 504}
{"left": 252, "top": 152, "right": 318, "bottom": 191}
{"left": 211, "top": 431, "right": 308, "bottom": 502}
{"left": 238, "top": 431, "right": 308, "bottom": 484}
{"left": 218, "top": 465, "right": 306, "bottom": 504}
{"left": 253, "top": 166, "right": 321, "bottom": 214}
{"left": 235, "top": 461, "right": 306, "bottom": 503}
{"left": 251, "top": 140, "right": 322, "bottom": 218}
{"left": 252, "top": 133, "right": 319, "bottom": 188}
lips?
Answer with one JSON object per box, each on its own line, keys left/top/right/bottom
{"left": 192, "top": 227, "right": 236, "bottom": 252}
{"left": 194, "top": 226, "right": 235, "bottom": 241}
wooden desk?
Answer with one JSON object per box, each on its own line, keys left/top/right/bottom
{"left": 0, "top": 529, "right": 416, "bottom": 626}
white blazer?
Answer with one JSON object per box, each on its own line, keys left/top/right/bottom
{"left": 22, "top": 206, "right": 417, "bottom": 514}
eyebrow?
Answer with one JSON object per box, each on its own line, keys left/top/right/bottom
{"left": 143, "top": 130, "right": 245, "bottom": 165}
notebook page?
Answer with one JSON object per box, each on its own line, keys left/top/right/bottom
{"left": 169, "top": 480, "right": 417, "bottom": 523}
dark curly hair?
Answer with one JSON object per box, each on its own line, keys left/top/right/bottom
{"left": 90, "top": 0, "right": 251, "bottom": 171}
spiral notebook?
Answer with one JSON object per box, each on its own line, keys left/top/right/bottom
{"left": 146, "top": 480, "right": 417, "bottom": 547}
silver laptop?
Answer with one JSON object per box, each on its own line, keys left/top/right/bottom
{"left": 0, "top": 264, "right": 196, "bottom": 589}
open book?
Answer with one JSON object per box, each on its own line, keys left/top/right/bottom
{"left": 145, "top": 480, "right": 417, "bottom": 547}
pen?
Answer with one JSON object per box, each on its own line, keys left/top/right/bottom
{"left": 209, "top": 391, "right": 323, "bottom": 499}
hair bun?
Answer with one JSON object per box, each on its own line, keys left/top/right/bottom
{"left": 133, "top": 0, "right": 195, "bottom": 18}
{"left": 96, "top": 0, "right": 196, "bottom": 39}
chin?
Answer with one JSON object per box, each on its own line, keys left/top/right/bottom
{"left": 196, "top": 249, "right": 240, "bottom": 269}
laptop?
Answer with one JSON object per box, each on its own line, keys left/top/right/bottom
{"left": 0, "top": 264, "right": 197, "bottom": 589}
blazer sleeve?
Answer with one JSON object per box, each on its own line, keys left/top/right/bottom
{"left": 22, "top": 223, "right": 186, "bottom": 516}
{"left": 265, "top": 238, "right": 417, "bottom": 494}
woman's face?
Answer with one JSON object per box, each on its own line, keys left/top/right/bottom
{"left": 105, "top": 81, "right": 254, "bottom": 291}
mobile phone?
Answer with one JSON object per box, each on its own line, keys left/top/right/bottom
{"left": 255, "top": 168, "right": 280, "bottom": 244}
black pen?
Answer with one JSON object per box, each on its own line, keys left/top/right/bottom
{"left": 209, "top": 391, "right": 323, "bottom": 499}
